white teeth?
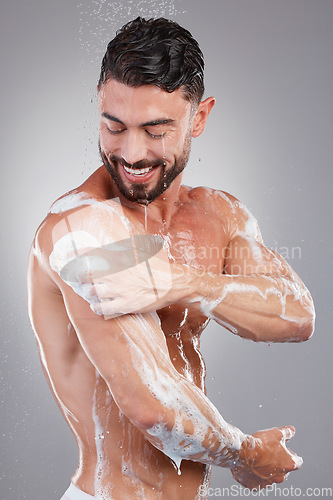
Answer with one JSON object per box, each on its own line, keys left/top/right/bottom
{"left": 123, "top": 165, "right": 154, "bottom": 175}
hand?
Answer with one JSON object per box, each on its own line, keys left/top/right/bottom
{"left": 57, "top": 234, "right": 194, "bottom": 317}
{"left": 89, "top": 260, "right": 194, "bottom": 318}
{"left": 231, "top": 426, "right": 303, "bottom": 490}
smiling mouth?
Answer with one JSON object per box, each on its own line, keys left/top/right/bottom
{"left": 122, "top": 164, "right": 156, "bottom": 176}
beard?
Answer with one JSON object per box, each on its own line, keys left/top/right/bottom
{"left": 99, "top": 132, "right": 191, "bottom": 205}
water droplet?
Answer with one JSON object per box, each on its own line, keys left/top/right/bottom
{"left": 144, "top": 203, "right": 148, "bottom": 231}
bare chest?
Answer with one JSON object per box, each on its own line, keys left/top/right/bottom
{"left": 153, "top": 206, "right": 229, "bottom": 387}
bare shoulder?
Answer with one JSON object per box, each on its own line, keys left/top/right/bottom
{"left": 46, "top": 166, "right": 114, "bottom": 217}
{"left": 32, "top": 184, "right": 100, "bottom": 261}
{"left": 33, "top": 192, "right": 129, "bottom": 269}
{"left": 184, "top": 185, "right": 251, "bottom": 218}
{"left": 185, "top": 185, "right": 238, "bottom": 209}
{"left": 183, "top": 185, "right": 262, "bottom": 242}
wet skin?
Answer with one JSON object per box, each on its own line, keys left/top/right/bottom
{"left": 29, "top": 175, "right": 230, "bottom": 499}
{"left": 28, "top": 81, "right": 314, "bottom": 498}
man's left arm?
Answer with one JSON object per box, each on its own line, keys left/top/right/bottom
{"left": 80, "top": 198, "right": 315, "bottom": 343}
{"left": 189, "top": 241, "right": 315, "bottom": 343}
{"left": 186, "top": 202, "right": 315, "bottom": 343}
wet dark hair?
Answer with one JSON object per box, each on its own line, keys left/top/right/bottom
{"left": 98, "top": 17, "right": 205, "bottom": 106}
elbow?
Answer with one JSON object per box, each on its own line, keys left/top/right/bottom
{"left": 285, "top": 309, "right": 316, "bottom": 343}
{"left": 127, "top": 398, "right": 174, "bottom": 434}
{"left": 295, "top": 298, "right": 316, "bottom": 342}
{"left": 116, "top": 392, "right": 162, "bottom": 431}
{"left": 296, "top": 314, "right": 315, "bottom": 342}
{"left": 131, "top": 404, "right": 161, "bottom": 431}
{"left": 249, "top": 308, "right": 316, "bottom": 343}
{"left": 294, "top": 292, "right": 316, "bottom": 342}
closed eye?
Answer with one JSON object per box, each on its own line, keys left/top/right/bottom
{"left": 107, "top": 128, "right": 125, "bottom": 135}
{"left": 145, "top": 130, "right": 165, "bottom": 139}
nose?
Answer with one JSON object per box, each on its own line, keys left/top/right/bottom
{"left": 120, "top": 130, "right": 148, "bottom": 166}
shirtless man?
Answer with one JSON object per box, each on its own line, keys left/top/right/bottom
{"left": 27, "top": 17, "right": 315, "bottom": 500}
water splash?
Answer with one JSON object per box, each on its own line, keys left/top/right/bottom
{"left": 92, "top": 372, "right": 105, "bottom": 498}
{"left": 77, "top": 0, "right": 186, "bottom": 73}
{"left": 144, "top": 203, "right": 148, "bottom": 232}
{"left": 76, "top": 0, "right": 186, "bottom": 177}
{"left": 92, "top": 372, "right": 115, "bottom": 499}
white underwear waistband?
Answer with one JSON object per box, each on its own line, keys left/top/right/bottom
{"left": 61, "top": 483, "right": 95, "bottom": 500}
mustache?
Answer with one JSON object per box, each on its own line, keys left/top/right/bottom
{"left": 107, "top": 154, "right": 166, "bottom": 171}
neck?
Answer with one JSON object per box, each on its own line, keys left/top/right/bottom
{"left": 148, "top": 173, "right": 184, "bottom": 228}
{"left": 107, "top": 171, "right": 185, "bottom": 230}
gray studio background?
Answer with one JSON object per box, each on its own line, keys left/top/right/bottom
{"left": 1, "top": 0, "right": 332, "bottom": 498}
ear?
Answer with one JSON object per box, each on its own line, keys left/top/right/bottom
{"left": 192, "top": 97, "right": 215, "bottom": 138}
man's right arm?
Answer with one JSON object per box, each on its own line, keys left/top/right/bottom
{"left": 30, "top": 204, "right": 302, "bottom": 488}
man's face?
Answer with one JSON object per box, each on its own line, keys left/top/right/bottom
{"left": 98, "top": 79, "right": 193, "bottom": 204}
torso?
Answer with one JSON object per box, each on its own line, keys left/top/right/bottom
{"left": 32, "top": 167, "right": 234, "bottom": 499}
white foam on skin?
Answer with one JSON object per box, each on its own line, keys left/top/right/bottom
{"left": 171, "top": 309, "right": 192, "bottom": 383}
{"left": 197, "top": 278, "right": 310, "bottom": 338}
{"left": 92, "top": 373, "right": 105, "bottom": 498}
{"left": 114, "top": 313, "right": 245, "bottom": 474}
{"left": 237, "top": 205, "right": 263, "bottom": 263}
{"left": 48, "top": 194, "right": 137, "bottom": 302}
{"left": 192, "top": 327, "right": 209, "bottom": 390}
{"left": 179, "top": 307, "right": 188, "bottom": 329}
{"left": 49, "top": 231, "right": 100, "bottom": 275}
{"left": 49, "top": 191, "right": 133, "bottom": 243}
{"left": 49, "top": 191, "right": 98, "bottom": 214}
{"left": 49, "top": 230, "right": 107, "bottom": 303}
{"left": 92, "top": 372, "right": 114, "bottom": 500}
{"left": 280, "top": 433, "right": 303, "bottom": 470}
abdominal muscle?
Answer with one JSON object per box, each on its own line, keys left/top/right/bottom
{"left": 54, "top": 303, "right": 211, "bottom": 500}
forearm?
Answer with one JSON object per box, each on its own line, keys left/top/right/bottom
{"left": 93, "top": 312, "right": 252, "bottom": 471}
{"left": 188, "top": 271, "right": 315, "bottom": 342}
{"left": 140, "top": 372, "right": 249, "bottom": 471}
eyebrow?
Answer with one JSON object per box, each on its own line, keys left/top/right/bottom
{"left": 141, "top": 118, "right": 175, "bottom": 127}
{"left": 101, "top": 112, "right": 175, "bottom": 128}
{"left": 102, "top": 113, "right": 125, "bottom": 125}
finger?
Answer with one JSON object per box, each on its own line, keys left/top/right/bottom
{"left": 78, "top": 268, "right": 96, "bottom": 284}
{"left": 279, "top": 425, "right": 295, "bottom": 442}
{"left": 80, "top": 283, "right": 97, "bottom": 302}
{"left": 81, "top": 283, "right": 113, "bottom": 304}
{"left": 92, "top": 297, "right": 128, "bottom": 317}
{"left": 288, "top": 450, "right": 303, "bottom": 470}
{"left": 90, "top": 302, "right": 104, "bottom": 316}
{"left": 272, "top": 473, "right": 289, "bottom": 484}
{"left": 93, "top": 282, "right": 114, "bottom": 301}
{"left": 78, "top": 256, "right": 112, "bottom": 283}
{"left": 279, "top": 439, "right": 303, "bottom": 472}
{"left": 90, "top": 299, "right": 117, "bottom": 316}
